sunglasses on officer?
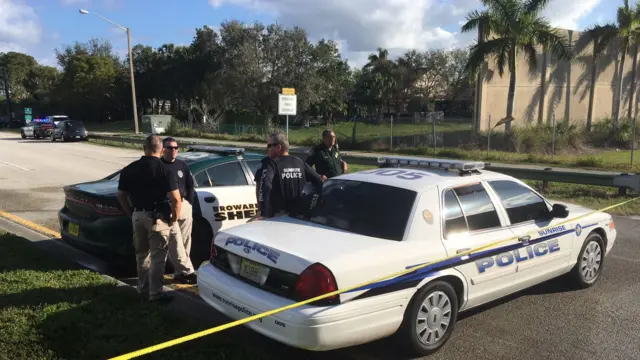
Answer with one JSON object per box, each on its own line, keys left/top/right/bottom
{"left": 164, "top": 145, "right": 178, "bottom": 151}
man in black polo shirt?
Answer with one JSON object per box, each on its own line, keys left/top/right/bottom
{"left": 117, "top": 134, "right": 182, "bottom": 303}
{"left": 305, "top": 129, "right": 348, "bottom": 180}
{"left": 161, "top": 137, "right": 197, "bottom": 284}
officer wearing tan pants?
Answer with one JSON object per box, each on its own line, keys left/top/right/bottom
{"left": 117, "top": 134, "right": 182, "bottom": 303}
{"left": 161, "top": 137, "right": 197, "bottom": 284}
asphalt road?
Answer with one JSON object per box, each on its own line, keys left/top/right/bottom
{"left": 0, "top": 131, "right": 638, "bottom": 360}
{"left": 0, "top": 131, "right": 140, "bottom": 230}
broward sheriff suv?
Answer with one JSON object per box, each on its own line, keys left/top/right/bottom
{"left": 196, "top": 155, "right": 616, "bottom": 356}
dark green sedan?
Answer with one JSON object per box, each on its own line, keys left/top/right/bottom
{"left": 57, "top": 145, "right": 265, "bottom": 270}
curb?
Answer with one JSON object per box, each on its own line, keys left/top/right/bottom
{"left": 0, "top": 210, "right": 62, "bottom": 239}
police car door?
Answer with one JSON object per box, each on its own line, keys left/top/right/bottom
{"left": 192, "top": 160, "right": 258, "bottom": 235}
{"left": 484, "top": 180, "right": 574, "bottom": 290}
{"left": 440, "top": 182, "right": 520, "bottom": 309}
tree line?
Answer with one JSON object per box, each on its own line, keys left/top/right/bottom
{"left": 2, "top": 0, "right": 639, "bottom": 135}
{"left": 0, "top": 21, "right": 472, "bottom": 130}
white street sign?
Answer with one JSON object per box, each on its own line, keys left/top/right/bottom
{"left": 278, "top": 94, "right": 297, "bottom": 116}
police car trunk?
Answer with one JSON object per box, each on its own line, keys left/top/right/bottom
{"left": 209, "top": 217, "right": 408, "bottom": 306}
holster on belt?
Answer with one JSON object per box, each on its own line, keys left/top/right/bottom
{"left": 152, "top": 201, "right": 172, "bottom": 223}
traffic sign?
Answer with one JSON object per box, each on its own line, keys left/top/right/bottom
{"left": 278, "top": 94, "right": 297, "bottom": 116}
{"left": 282, "top": 88, "right": 295, "bottom": 95}
{"left": 24, "top": 107, "right": 32, "bottom": 115}
{"left": 25, "top": 115, "right": 32, "bottom": 122}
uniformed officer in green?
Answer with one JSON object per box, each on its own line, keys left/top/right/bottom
{"left": 305, "top": 129, "right": 348, "bottom": 180}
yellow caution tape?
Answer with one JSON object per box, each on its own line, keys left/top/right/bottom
{"left": 108, "top": 196, "right": 638, "bottom": 359}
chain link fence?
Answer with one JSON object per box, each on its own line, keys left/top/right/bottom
{"left": 164, "top": 111, "right": 640, "bottom": 169}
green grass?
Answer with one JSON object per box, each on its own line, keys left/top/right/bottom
{"left": 163, "top": 121, "right": 470, "bottom": 146}
{"left": 347, "top": 164, "right": 640, "bottom": 215}
{"left": 86, "top": 119, "right": 640, "bottom": 173}
{"left": 86, "top": 120, "right": 136, "bottom": 134}
{"left": 0, "top": 232, "right": 283, "bottom": 360}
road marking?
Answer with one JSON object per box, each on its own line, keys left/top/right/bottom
{"left": 609, "top": 254, "right": 640, "bottom": 263}
{"left": 0, "top": 159, "right": 31, "bottom": 171}
{"left": 0, "top": 210, "right": 61, "bottom": 239}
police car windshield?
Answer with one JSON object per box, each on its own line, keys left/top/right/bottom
{"left": 303, "top": 179, "right": 416, "bottom": 241}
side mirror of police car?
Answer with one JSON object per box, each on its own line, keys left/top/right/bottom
{"left": 551, "top": 204, "right": 569, "bottom": 218}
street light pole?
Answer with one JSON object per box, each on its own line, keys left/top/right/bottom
{"left": 79, "top": 9, "right": 139, "bottom": 134}
{"left": 126, "top": 27, "right": 139, "bottom": 134}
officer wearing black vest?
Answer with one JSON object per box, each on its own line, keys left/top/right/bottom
{"left": 305, "top": 129, "right": 348, "bottom": 180}
{"left": 117, "top": 134, "right": 181, "bottom": 303}
{"left": 257, "top": 132, "right": 324, "bottom": 219}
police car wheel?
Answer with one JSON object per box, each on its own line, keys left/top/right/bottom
{"left": 571, "top": 232, "right": 605, "bottom": 289}
{"left": 399, "top": 280, "right": 459, "bottom": 356}
{"left": 21, "top": 131, "right": 26, "bottom": 139}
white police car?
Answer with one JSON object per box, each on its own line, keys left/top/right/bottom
{"left": 196, "top": 156, "right": 616, "bottom": 356}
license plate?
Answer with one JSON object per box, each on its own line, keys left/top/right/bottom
{"left": 239, "top": 258, "right": 268, "bottom": 284}
{"left": 76, "top": 136, "right": 80, "bottom": 138}
{"left": 68, "top": 222, "right": 79, "bottom": 236}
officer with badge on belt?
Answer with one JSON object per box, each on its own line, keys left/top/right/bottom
{"left": 117, "top": 134, "right": 182, "bottom": 303}
{"left": 161, "top": 137, "right": 197, "bottom": 284}
{"left": 305, "top": 129, "right": 348, "bottom": 180}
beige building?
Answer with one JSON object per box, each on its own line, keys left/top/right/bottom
{"left": 474, "top": 28, "right": 638, "bottom": 133}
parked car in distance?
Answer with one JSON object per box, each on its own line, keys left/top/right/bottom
{"left": 58, "top": 145, "right": 266, "bottom": 270}
{"left": 50, "top": 120, "right": 89, "bottom": 142}
{"left": 20, "top": 118, "right": 55, "bottom": 139}
{"left": 46, "top": 115, "right": 69, "bottom": 127}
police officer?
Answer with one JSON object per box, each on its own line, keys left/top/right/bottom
{"left": 117, "top": 134, "right": 182, "bottom": 303}
{"left": 256, "top": 132, "right": 324, "bottom": 219}
{"left": 306, "top": 129, "right": 348, "bottom": 180}
{"left": 161, "top": 137, "right": 197, "bottom": 284}
{"left": 251, "top": 156, "right": 270, "bottom": 221}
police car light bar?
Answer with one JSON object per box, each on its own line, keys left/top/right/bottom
{"left": 186, "top": 145, "right": 245, "bottom": 155}
{"left": 377, "top": 156, "right": 485, "bottom": 171}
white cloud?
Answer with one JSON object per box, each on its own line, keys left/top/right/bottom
{"left": 60, "top": 0, "right": 89, "bottom": 5}
{"left": 542, "top": 0, "right": 601, "bottom": 30}
{"left": 211, "top": 0, "right": 602, "bottom": 68}
{"left": 0, "top": 0, "right": 42, "bottom": 53}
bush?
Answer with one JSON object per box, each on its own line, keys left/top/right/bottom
{"left": 509, "top": 122, "right": 582, "bottom": 154}
{"left": 587, "top": 117, "right": 639, "bottom": 149}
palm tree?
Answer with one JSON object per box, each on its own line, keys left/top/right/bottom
{"left": 612, "top": 1, "right": 640, "bottom": 124}
{"left": 363, "top": 48, "right": 397, "bottom": 115}
{"left": 461, "top": 0, "right": 572, "bottom": 132}
{"left": 582, "top": 23, "right": 618, "bottom": 131}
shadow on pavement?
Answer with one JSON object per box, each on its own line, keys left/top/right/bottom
{"left": 0, "top": 137, "right": 26, "bottom": 141}
{"left": 457, "top": 274, "right": 580, "bottom": 322}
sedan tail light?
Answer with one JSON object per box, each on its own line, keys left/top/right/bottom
{"left": 294, "top": 263, "right": 339, "bottom": 306}
{"left": 210, "top": 241, "right": 217, "bottom": 261}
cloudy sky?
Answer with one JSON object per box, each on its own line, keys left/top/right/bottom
{"left": 0, "top": 0, "right": 617, "bottom": 69}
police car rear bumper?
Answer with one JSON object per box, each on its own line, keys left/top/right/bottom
{"left": 197, "top": 262, "right": 408, "bottom": 351}
{"left": 58, "top": 208, "right": 133, "bottom": 258}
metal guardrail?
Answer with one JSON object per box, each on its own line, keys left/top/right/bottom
{"left": 88, "top": 133, "right": 640, "bottom": 193}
